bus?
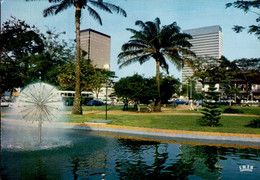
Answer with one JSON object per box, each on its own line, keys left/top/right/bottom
{"left": 59, "top": 91, "right": 94, "bottom": 106}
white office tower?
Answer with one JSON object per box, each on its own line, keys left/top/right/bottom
{"left": 182, "top": 25, "right": 223, "bottom": 91}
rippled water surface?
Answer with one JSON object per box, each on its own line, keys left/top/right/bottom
{"left": 1, "top": 126, "right": 260, "bottom": 180}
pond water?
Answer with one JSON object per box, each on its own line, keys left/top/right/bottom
{"left": 1, "top": 126, "right": 260, "bottom": 180}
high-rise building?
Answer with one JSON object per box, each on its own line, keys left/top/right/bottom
{"left": 80, "top": 29, "right": 111, "bottom": 69}
{"left": 181, "top": 25, "right": 223, "bottom": 90}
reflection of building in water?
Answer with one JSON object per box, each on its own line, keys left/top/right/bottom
{"left": 182, "top": 25, "right": 223, "bottom": 91}
{"left": 80, "top": 29, "right": 111, "bottom": 70}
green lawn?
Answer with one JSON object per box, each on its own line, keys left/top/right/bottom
{"left": 60, "top": 112, "right": 260, "bottom": 134}
{"left": 64, "top": 104, "right": 260, "bottom": 115}
{"left": 3, "top": 105, "right": 259, "bottom": 134}
{"left": 219, "top": 106, "right": 260, "bottom": 115}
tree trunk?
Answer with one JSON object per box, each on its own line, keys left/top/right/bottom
{"left": 72, "top": 5, "right": 82, "bottom": 114}
{"left": 154, "top": 60, "right": 161, "bottom": 112}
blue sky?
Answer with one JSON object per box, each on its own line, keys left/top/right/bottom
{"left": 2, "top": 0, "right": 260, "bottom": 80}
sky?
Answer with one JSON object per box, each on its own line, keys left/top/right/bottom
{"left": 2, "top": 0, "right": 260, "bottom": 81}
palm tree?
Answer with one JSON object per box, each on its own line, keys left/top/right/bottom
{"left": 118, "top": 17, "right": 195, "bottom": 111}
{"left": 33, "top": 0, "right": 126, "bottom": 114}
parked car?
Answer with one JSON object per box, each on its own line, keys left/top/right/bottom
{"left": 1, "top": 99, "right": 9, "bottom": 107}
{"left": 173, "top": 99, "right": 188, "bottom": 105}
{"left": 87, "top": 100, "right": 104, "bottom": 106}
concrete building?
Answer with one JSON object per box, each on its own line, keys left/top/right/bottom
{"left": 181, "top": 25, "right": 223, "bottom": 91}
{"left": 80, "top": 29, "right": 111, "bottom": 69}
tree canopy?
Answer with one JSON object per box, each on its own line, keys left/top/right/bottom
{"left": 114, "top": 74, "right": 180, "bottom": 111}
{"left": 33, "top": 0, "right": 126, "bottom": 114}
{"left": 0, "top": 17, "right": 74, "bottom": 93}
{"left": 118, "top": 17, "right": 195, "bottom": 111}
{"left": 226, "top": 0, "right": 260, "bottom": 39}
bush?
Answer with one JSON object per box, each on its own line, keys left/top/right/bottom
{"left": 245, "top": 117, "right": 260, "bottom": 128}
{"left": 223, "top": 107, "right": 243, "bottom": 114}
{"left": 200, "top": 84, "right": 222, "bottom": 127}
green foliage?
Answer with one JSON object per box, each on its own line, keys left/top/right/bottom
{"left": 245, "top": 117, "right": 260, "bottom": 128}
{"left": 114, "top": 74, "right": 180, "bottom": 106}
{"left": 233, "top": 58, "right": 260, "bottom": 100}
{"left": 0, "top": 17, "right": 44, "bottom": 91}
{"left": 200, "top": 84, "right": 222, "bottom": 127}
{"left": 223, "top": 107, "right": 243, "bottom": 114}
{"left": 118, "top": 17, "right": 194, "bottom": 111}
{"left": 181, "top": 77, "right": 203, "bottom": 100}
{"left": 226, "top": 0, "right": 260, "bottom": 40}
{"left": 58, "top": 59, "right": 114, "bottom": 92}
{"left": 160, "top": 75, "right": 181, "bottom": 103}
{"left": 114, "top": 74, "right": 157, "bottom": 105}
{"left": 0, "top": 17, "right": 74, "bottom": 92}
{"left": 118, "top": 17, "right": 194, "bottom": 71}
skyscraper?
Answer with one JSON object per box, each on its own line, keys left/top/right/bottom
{"left": 80, "top": 29, "right": 111, "bottom": 69}
{"left": 182, "top": 25, "right": 223, "bottom": 90}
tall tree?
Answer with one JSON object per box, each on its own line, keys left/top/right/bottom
{"left": 200, "top": 84, "right": 222, "bottom": 127}
{"left": 226, "top": 0, "right": 260, "bottom": 40}
{"left": 0, "top": 17, "right": 45, "bottom": 93}
{"left": 233, "top": 58, "right": 260, "bottom": 100}
{"left": 192, "top": 56, "right": 216, "bottom": 94}
{"left": 1, "top": 17, "right": 74, "bottom": 94}
{"left": 31, "top": 0, "right": 127, "bottom": 114}
{"left": 118, "top": 17, "right": 195, "bottom": 111}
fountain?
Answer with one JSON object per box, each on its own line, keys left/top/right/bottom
{"left": 2, "top": 83, "right": 260, "bottom": 179}
{"left": 15, "top": 82, "right": 64, "bottom": 144}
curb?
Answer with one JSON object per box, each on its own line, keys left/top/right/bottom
{"left": 2, "top": 118, "right": 260, "bottom": 145}
{"left": 52, "top": 122, "right": 260, "bottom": 143}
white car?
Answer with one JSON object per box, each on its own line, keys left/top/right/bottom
{"left": 1, "top": 99, "right": 9, "bottom": 107}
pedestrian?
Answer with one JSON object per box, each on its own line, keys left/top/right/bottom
{"left": 196, "top": 100, "right": 199, "bottom": 111}
{"left": 189, "top": 99, "right": 194, "bottom": 110}
{"left": 148, "top": 104, "right": 151, "bottom": 112}
{"left": 172, "top": 101, "right": 175, "bottom": 109}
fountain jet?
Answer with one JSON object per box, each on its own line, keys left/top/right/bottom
{"left": 16, "top": 82, "right": 64, "bottom": 144}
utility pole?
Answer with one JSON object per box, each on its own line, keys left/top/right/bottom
{"left": 190, "top": 79, "right": 192, "bottom": 99}
{"left": 104, "top": 64, "right": 110, "bottom": 120}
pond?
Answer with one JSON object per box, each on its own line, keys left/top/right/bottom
{"left": 1, "top": 125, "right": 260, "bottom": 180}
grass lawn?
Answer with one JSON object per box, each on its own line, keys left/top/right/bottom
{"left": 3, "top": 105, "right": 259, "bottom": 134}
{"left": 219, "top": 106, "right": 260, "bottom": 115}
{"left": 61, "top": 112, "right": 260, "bottom": 135}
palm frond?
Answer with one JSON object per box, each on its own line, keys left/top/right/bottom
{"left": 118, "top": 54, "right": 152, "bottom": 69}
{"left": 159, "top": 56, "right": 169, "bottom": 74}
{"left": 118, "top": 49, "right": 148, "bottom": 60}
{"left": 89, "top": 0, "right": 113, "bottom": 14}
{"left": 126, "top": 28, "right": 148, "bottom": 42}
{"left": 55, "top": 0, "right": 74, "bottom": 15}
{"left": 121, "top": 42, "right": 147, "bottom": 51}
{"left": 154, "top": 17, "right": 161, "bottom": 33}
{"left": 48, "top": 0, "right": 63, "bottom": 2}
{"left": 87, "top": 6, "right": 102, "bottom": 25}
{"left": 102, "top": 2, "right": 127, "bottom": 17}
{"left": 162, "top": 49, "right": 183, "bottom": 70}
{"left": 43, "top": 4, "right": 60, "bottom": 17}
{"left": 135, "top": 20, "right": 152, "bottom": 36}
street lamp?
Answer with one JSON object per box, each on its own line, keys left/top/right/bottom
{"left": 103, "top": 64, "right": 110, "bottom": 120}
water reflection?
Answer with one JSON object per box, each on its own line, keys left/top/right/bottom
{"left": 1, "top": 129, "right": 260, "bottom": 179}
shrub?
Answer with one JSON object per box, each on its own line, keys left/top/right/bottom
{"left": 245, "top": 117, "right": 260, "bottom": 128}
{"left": 200, "top": 84, "right": 222, "bottom": 127}
{"left": 223, "top": 107, "right": 243, "bottom": 114}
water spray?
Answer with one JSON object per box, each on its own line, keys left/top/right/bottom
{"left": 16, "top": 82, "right": 63, "bottom": 144}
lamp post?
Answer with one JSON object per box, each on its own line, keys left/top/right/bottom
{"left": 190, "top": 79, "right": 192, "bottom": 99}
{"left": 104, "top": 64, "right": 110, "bottom": 120}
